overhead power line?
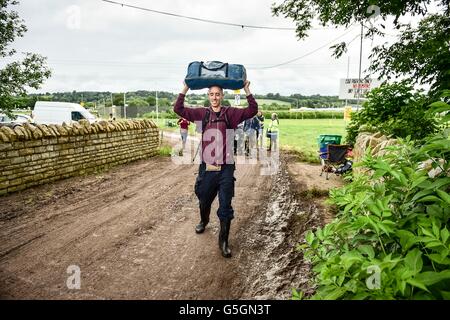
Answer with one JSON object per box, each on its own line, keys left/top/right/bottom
{"left": 249, "top": 27, "right": 357, "bottom": 70}
{"left": 100, "top": 0, "right": 328, "bottom": 31}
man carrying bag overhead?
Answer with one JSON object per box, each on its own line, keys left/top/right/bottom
{"left": 174, "top": 80, "right": 257, "bottom": 258}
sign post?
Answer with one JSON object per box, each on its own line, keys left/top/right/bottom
{"left": 234, "top": 89, "right": 241, "bottom": 106}
{"left": 344, "top": 106, "right": 352, "bottom": 121}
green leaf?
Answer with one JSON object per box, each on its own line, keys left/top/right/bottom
{"left": 415, "top": 270, "right": 450, "bottom": 286}
{"left": 416, "top": 196, "right": 442, "bottom": 203}
{"left": 344, "top": 203, "right": 353, "bottom": 215}
{"left": 420, "top": 227, "right": 435, "bottom": 237}
{"left": 366, "top": 216, "right": 380, "bottom": 233}
{"left": 341, "top": 251, "right": 363, "bottom": 269}
{"left": 432, "top": 221, "right": 441, "bottom": 238}
{"left": 311, "top": 238, "right": 319, "bottom": 249}
{"left": 427, "top": 204, "right": 443, "bottom": 217}
{"left": 373, "top": 169, "right": 387, "bottom": 179}
{"left": 411, "top": 176, "right": 429, "bottom": 189}
{"left": 396, "top": 279, "right": 407, "bottom": 296}
{"left": 398, "top": 172, "right": 409, "bottom": 186}
{"left": 396, "top": 230, "right": 417, "bottom": 251}
{"left": 440, "top": 291, "right": 450, "bottom": 300}
{"left": 436, "top": 189, "right": 450, "bottom": 205}
{"left": 374, "top": 160, "right": 391, "bottom": 172}
{"left": 427, "top": 177, "right": 450, "bottom": 190}
{"left": 404, "top": 249, "right": 423, "bottom": 275}
{"left": 352, "top": 292, "right": 370, "bottom": 300}
{"left": 377, "top": 220, "right": 394, "bottom": 235}
{"left": 367, "top": 202, "right": 382, "bottom": 217}
{"left": 427, "top": 254, "right": 450, "bottom": 265}
{"left": 428, "top": 101, "right": 450, "bottom": 113}
{"left": 292, "top": 288, "right": 304, "bottom": 300}
{"left": 316, "top": 227, "right": 324, "bottom": 240}
{"left": 412, "top": 189, "right": 435, "bottom": 202}
{"left": 440, "top": 248, "right": 449, "bottom": 259}
{"left": 358, "top": 245, "right": 375, "bottom": 259}
{"left": 323, "top": 287, "right": 347, "bottom": 300}
{"left": 406, "top": 279, "right": 429, "bottom": 292}
{"left": 305, "top": 230, "right": 314, "bottom": 246}
{"left": 425, "top": 241, "right": 444, "bottom": 249}
{"left": 441, "top": 228, "right": 449, "bottom": 244}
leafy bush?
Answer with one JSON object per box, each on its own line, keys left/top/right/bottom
{"left": 346, "top": 81, "right": 438, "bottom": 145}
{"left": 297, "top": 99, "right": 450, "bottom": 300}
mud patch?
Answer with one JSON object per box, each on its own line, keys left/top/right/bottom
{"left": 234, "top": 154, "right": 323, "bottom": 299}
{"left": 287, "top": 161, "right": 344, "bottom": 225}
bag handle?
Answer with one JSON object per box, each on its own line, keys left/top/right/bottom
{"left": 200, "top": 61, "right": 228, "bottom": 71}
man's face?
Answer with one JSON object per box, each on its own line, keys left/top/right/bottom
{"left": 208, "top": 86, "right": 223, "bottom": 108}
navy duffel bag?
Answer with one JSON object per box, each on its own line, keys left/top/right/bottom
{"left": 185, "top": 61, "right": 246, "bottom": 90}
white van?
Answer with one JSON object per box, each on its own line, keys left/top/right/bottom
{"left": 33, "top": 101, "right": 97, "bottom": 125}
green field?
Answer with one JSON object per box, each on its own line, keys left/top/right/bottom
{"left": 226, "top": 98, "right": 292, "bottom": 106}
{"left": 149, "top": 118, "right": 348, "bottom": 163}
{"left": 276, "top": 119, "right": 348, "bottom": 163}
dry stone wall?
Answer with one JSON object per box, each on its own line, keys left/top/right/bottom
{"left": 0, "top": 119, "right": 159, "bottom": 195}
{"left": 353, "top": 131, "right": 398, "bottom": 163}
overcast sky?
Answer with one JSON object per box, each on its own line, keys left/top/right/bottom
{"left": 7, "top": 0, "right": 421, "bottom": 96}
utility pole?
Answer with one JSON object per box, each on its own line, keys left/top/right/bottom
{"left": 156, "top": 90, "right": 159, "bottom": 123}
{"left": 345, "top": 56, "right": 350, "bottom": 107}
{"left": 357, "top": 23, "right": 363, "bottom": 111}
{"left": 124, "top": 92, "right": 127, "bottom": 119}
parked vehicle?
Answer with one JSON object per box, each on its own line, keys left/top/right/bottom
{"left": 0, "top": 113, "right": 34, "bottom": 128}
{"left": 32, "top": 101, "right": 97, "bottom": 125}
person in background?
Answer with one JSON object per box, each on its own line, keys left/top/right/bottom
{"left": 267, "top": 113, "right": 279, "bottom": 152}
{"left": 244, "top": 115, "right": 259, "bottom": 157}
{"left": 177, "top": 117, "right": 190, "bottom": 149}
{"left": 234, "top": 120, "right": 245, "bottom": 156}
{"left": 256, "top": 111, "right": 264, "bottom": 149}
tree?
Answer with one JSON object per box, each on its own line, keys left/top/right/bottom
{"left": 370, "top": 14, "right": 450, "bottom": 99}
{"left": 127, "top": 98, "right": 149, "bottom": 107}
{"left": 146, "top": 95, "right": 156, "bottom": 106}
{"left": 345, "top": 81, "right": 438, "bottom": 144}
{"left": 272, "top": 0, "right": 450, "bottom": 96}
{"left": 0, "top": 0, "right": 51, "bottom": 116}
{"left": 113, "top": 94, "right": 124, "bottom": 106}
{"left": 158, "top": 98, "right": 171, "bottom": 107}
{"left": 272, "top": 0, "right": 446, "bottom": 41}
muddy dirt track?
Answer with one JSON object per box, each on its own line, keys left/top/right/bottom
{"left": 0, "top": 137, "right": 340, "bottom": 300}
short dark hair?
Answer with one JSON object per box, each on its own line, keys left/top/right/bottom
{"left": 208, "top": 85, "right": 223, "bottom": 92}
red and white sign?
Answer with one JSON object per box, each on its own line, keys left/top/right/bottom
{"left": 339, "top": 78, "right": 381, "bottom": 100}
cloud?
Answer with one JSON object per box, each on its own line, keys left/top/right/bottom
{"left": 10, "top": 0, "right": 402, "bottom": 96}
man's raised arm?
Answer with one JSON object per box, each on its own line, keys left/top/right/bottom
{"left": 173, "top": 82, "right": 205, "bottom": 122}
{"left": 229, "top": 81, "right": 258, "bottom": 126}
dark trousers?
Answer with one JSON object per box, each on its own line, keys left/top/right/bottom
{"left": 194, "top": 163, "right": 236, "bottom": 221}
